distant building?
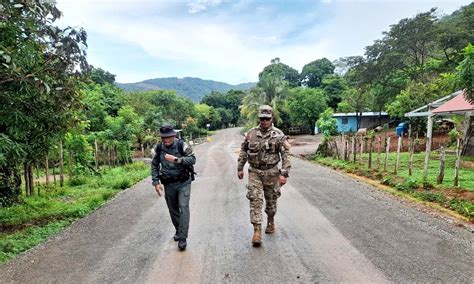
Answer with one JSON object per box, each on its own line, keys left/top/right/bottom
{"left": 333, "top": 112, "right": 390, "bottom": 133}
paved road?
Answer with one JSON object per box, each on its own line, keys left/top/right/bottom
{"left": 1, "top": 128, "right": 473, "bottom": 283}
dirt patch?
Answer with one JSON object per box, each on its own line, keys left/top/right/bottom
{"left": 460, "top": 160, "right": 474, "bottom": 169}
{"left": 289, "top": 134, "right": 322, "bottom": 158}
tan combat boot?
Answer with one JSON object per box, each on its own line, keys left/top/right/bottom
{"left": 265, "top": 216, "right": 275, "bottom": 234}
{"left": 251, "top": 224, "right": 262, "bottom": 246}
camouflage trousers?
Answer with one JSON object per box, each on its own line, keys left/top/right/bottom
{"left": 246, "top": 167, "right": 281, "bottom": 225}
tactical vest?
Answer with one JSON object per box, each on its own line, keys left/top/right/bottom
{"left": 246, "top": 127, "right": 283, "bottom": 169}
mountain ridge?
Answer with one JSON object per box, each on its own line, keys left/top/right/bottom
{"left": 116, "top": 77, "right": 256, "bottom": 102}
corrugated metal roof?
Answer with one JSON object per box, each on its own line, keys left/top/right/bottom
{"left": 333, "top": 112, "right": 389, "bottom": 117}
{"left": 432, "top": 91, "right": 474, "bottom": 114}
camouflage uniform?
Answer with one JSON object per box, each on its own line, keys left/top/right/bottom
{"left": 237, "top": 107, "right": 291, "bottom": 226}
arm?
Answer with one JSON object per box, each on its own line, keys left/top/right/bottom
{"left": 237, "top": 135, "right": 249, "bottom": 171}
{"left": 176, "top": 142, "right": 196, "bottom": 166}
{"left": 151, "top": 146, "right": 161, "bottom": 186}
{"left": 279, "top": 135, "right": 291, "bottom": 178}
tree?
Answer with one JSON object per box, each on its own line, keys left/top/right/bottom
{"left": 195, "top": 104, "right": 221, "bottom": 130}
{"left": 259, "top": 58, "right": 300, "bottom": 87}
{"left": 287, "top": 88, "right": 328, "bottom": 135}
{"left": 342, "top": 88, "right": 372, "bottom": 130}
{"left": 200, "top": 90, "right": 245, "bottom": 126}
{"left": 300, "top": 58, "right": 335, "bottom": 88}
{"left": 0, "top": 1, "right": 89, "bottom": 204}
{"left": 336, "top": 101, "right": 354, "bottom": 113}
{"left": 316, "top": 108, "right": 338, "bottom": 138}
{"left": 240, "top": 76, "right": 289, "bottom": 125}
{"left": 89, "top": 67, "right": 116, "bottom": 85}
{"left": 457, "top": 44, "right": 474, "bottom": 103}
{"left": 435, "top": 3, "right": 474, "bottom": 68}
{"left": 321, "top": 74, "right": 348, "bottom": 109}
{"left": 386, "top": 81, "right": 444, "bottom": 118}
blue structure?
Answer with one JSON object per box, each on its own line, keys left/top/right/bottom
{"left": 396, "top": 122, "right": 407, "bottom": 137}
{"left": 333, "top": 112, "right": 390, "bottom": 133}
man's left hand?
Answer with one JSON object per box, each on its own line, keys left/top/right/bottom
{"left": 279, "top": 175, "right": 287, "bottom": 186}
{"left": 164, "top": 154, "right": 177, "bottom": 163}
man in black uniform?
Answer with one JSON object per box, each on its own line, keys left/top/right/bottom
{"left": 151, "top": 124, "right": 196, "bottom": 250}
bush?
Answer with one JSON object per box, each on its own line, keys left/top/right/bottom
{"left": 68, "top": 176, "right": 88, "bottom": 187}
{"left": 112, "top": 178, "right": 131, "bottom": 190}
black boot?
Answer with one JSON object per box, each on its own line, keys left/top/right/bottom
{"left": 178, "top": 238, "right": 187, "bottom": 250}
{"left": 173, "top": 230, "right": 179, "bottom": 241}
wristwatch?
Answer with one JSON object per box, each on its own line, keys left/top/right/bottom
{"left": 174, "top": 157, "right": 178, "bottom": 162}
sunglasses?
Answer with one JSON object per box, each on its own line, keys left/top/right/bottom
{"left": 160, "top": 126, "right": 173, "bottom": 132}
{"left": 259, "top": 117, "right": 271, "bottom": 121}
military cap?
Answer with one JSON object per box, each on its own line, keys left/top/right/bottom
{"left": 258, "top": 105, "right": 273, "bottom": 118}
{"left": 159, "top": 123, "right": 177, "bottom": 137}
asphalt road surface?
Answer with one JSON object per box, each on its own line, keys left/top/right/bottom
{"left": 1, "top": 128, "right": 473, "bottom": 283}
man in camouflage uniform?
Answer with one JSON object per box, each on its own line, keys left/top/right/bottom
{"left": 237, "top": 105, "right": 291, "bottom": 246}
{"left": 152, "top": 124, "right": 196, "bottom": 251}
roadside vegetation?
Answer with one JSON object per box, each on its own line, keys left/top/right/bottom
{"left": 315, "top": 153, "right": 474, "bottom": 220}
{"left": 0, "top": 162, "right": 149, "bottom": 264}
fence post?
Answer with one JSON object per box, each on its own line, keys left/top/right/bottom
{"left": 454, "top": 138, "right": 462, "bottom": 187}
{"left": 352, "top": 136, "right": 356, "bottom": 163}
{"left": 384, "top": 136, "right": 390, "bottom": 171}
{"left": 59, "top": 140, "right": 64, "bottom": 187}
{"left": 368, "top": 137, "right": 373, "bottom": 169}
{"left": 94, "top": 139, "right": 99, "bottom": 170}
{"left": 437, "top": 146, "right": 445, "bottom": 184}
{"left": 45, "top": 156, "right": 49, "bottom": 186}
{"left": 395, "top": 136, "right": 402, "bottom": 174}
{"left": 423, "top": 115, "right": 433, "bottom": 179}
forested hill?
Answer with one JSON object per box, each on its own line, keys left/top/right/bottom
{"left": 116, "top": 77, "right": 256, "bottom": 102}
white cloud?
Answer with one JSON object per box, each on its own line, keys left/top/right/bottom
{"left": 55, "top": 0, "right": 471, "bottom": 84}
{"left": 187, "top": 0, "right": 223, "bottom": 14}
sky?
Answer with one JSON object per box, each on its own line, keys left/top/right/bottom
{"left": 55, "top": 0, "right": 472, "bottom": 85}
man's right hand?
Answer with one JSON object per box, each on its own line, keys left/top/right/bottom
{"left": 237, "top": 170, "right": 244, "bottom": 179}
{"left": 155, "top": 184, "right": 163, "bottom": 197}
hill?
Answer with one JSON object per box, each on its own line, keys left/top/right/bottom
{"left": 116, "top": 77, "right": 256, "bottom": 102}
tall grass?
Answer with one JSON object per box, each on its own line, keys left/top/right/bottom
{"left": 0, "top": 162, "right": 150, "bottom": 264}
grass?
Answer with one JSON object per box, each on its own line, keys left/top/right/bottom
{"left": 0, "top": 162, "right": 150, "bottom": 264}
{"left": 315, "top": 152, "right": 474, "bottom": 220}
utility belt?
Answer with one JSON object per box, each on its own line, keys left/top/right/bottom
{"left": 159, "top": 170, "right": 190, "bottom": 185}
{"left": 249, "top": 163, "right": 278, "bottom": 171}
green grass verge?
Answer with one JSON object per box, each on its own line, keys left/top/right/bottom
{"left": 0, "top": 162, "right": 150, "bottom": 264}
{"left": 315, "top": 153, "right": 474, "bottom": 220}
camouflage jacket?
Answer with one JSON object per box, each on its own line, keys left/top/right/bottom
{"left": 151, "top": 139, "right": 196, "bottom": 186}
{"left": 237, "top": 126, "right": 291, "bottom": 177}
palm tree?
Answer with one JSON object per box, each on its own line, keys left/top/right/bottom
{"left": 240, "top": 76, "right": 289, "bottom": 125}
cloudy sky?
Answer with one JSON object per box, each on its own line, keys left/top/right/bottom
{"left": 55, "top": 0, "right": 471, "bottom": 84}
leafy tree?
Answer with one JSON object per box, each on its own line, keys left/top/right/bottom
{"left": 321, "top": 74, "right": 347, "bottom": 109}
{"left": 457, "top": 44, "right": 474, "bottom": 102}
{"left": 342, "top": 88, "right": 372, "bottom": 129}
{"left": 300, "top": 58, "right": 335, "bottom": 88}
{"left": 386, "top": 81, "right": 444, "bottom": 118}
{"left": 195, "top": 104, "right": 221, "bottom": 130}
{"left": 287, "top": 88, "right": 328, "bottom": 135}
{"left": 0, "top": 1, "right": 89, "bottom": 204}
{"left": 149, "top": 90, "right": 197, "bottom": 129}
{"left": 89, "top": 67, "right": 116, "bottom": 85}
{"left": 200, "top": 90, "right": 245, "bottom": 125}
{"left": 336, "top": 101, "right": 354, "bottom": 113}
{"left": 216, "top": 108, "right": 233, "bottom": 128}
{"left": 259, "top": 58, "right": 300, "bottom": 87}
{"left": 316, "top": 108, "right": 338, "bottom": 138}
{"left": 435, "top": 3, "right": 474, "bottom": 68}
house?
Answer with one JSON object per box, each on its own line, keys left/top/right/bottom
{"left": 333, "top": 112, "right": 390, "bottom": 133}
